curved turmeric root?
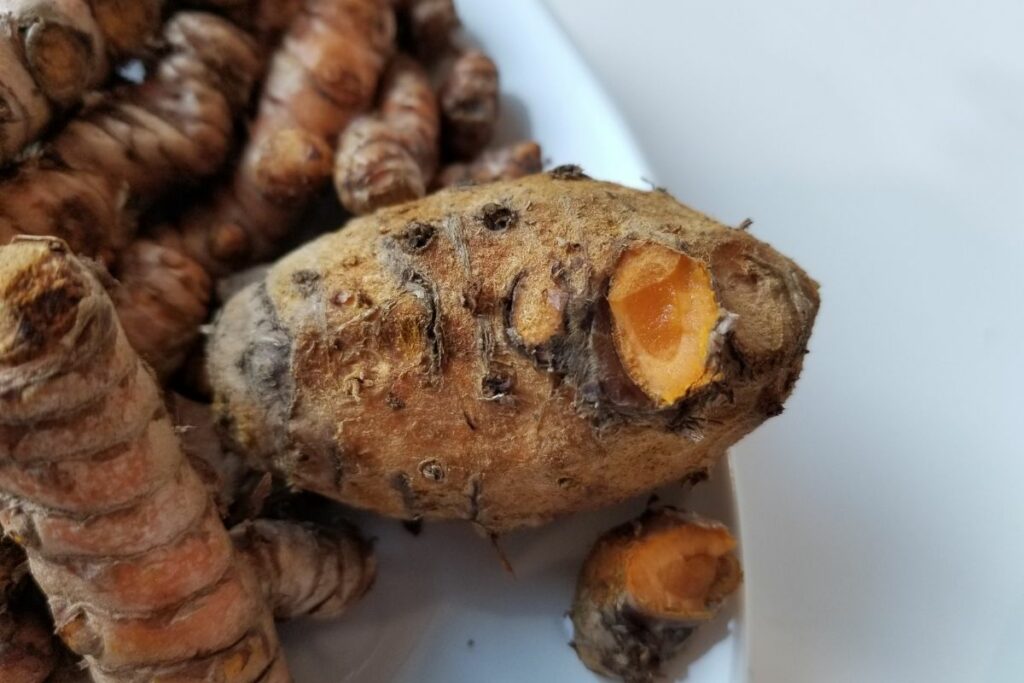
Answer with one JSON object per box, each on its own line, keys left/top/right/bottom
{"left": 434, "top": 140, "right": 542, "bottom": 188}
{"left": 232, "top": 519, "right": 376, "bottom": 620}
{"left": 163, "top": 0, "right": 396, "bottom": 276}
{"left": 0, "top": 238, "right": 288, "bottom": 683}
{"left": 571, "top": 509, "right": 742, "bottom": 683}
{"left": 334, "top": 53, "right": 440, "bottom": 214}
{"left": 0, "top": 11, "right": 263, "bottom": 263}
{"left": 0, "top": 0, "right": 164, "bottom": 164}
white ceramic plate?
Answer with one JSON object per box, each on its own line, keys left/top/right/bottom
{"left": 280, "top": 1, "right": 744, "bottom": 680}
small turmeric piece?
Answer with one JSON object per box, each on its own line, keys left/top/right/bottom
{"left": 0, "top": 0, "right": 164, "bottom": 164}
{"left": 571, "top": 509, "right": 742, "bottom": 682}
{"left": 434, "top": 140, "right": 542, "bottom": 188}
{"left": 231, "top": 519, "right": 376, "bottom": 620}
{"left": 439, "top": 49, "right": 499, "bottom": 160}
{"left": 0, "top": 238, "right": 288, "bottom": 683}
{"left": 334, "top": 53, "right": 440, "bottom": 214}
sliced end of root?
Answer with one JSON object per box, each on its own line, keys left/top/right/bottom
{"left": 624, "top": 521, "right": 741, "bottom": 621}
{"left": 0, "top": 239, "right": 89, "bottom": 366}
{"left": 608, "top": 243, "right": 720, "bottom": 406}
{"left": 25, "top": 22, "right": 100, "bottom": 106}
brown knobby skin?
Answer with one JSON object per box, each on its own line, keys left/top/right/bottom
{"left": 335, "top": 53, "right": 441, "bottom": 214}
{"left": 162, "top": 0, "right": 396, "bottom": 277}
{"left": 0, "top": 11, "right": 263, "bottom": 263}
{"left": 434, "top": 140, "right": 543, "bottom": 189}
{"left": 208, "top": 170, "right": 820, "bottom": 532}
{"left": 570, "top": 509, "right": 742, "bottom": 682}
{"left": 0, "top": 238, "right": 289, "bottom": 683}
{"left": 0, "top": 0, "right": 164, "bottom": 164}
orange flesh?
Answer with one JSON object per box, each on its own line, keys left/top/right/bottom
{"left": 625, "top": 524, "right": 739, "bottom": 619}
{"left": 608, "top": 244, "right": 719, "bottom": 405}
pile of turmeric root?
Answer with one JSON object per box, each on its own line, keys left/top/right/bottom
{"left": 0, "top": 1, "right": 819, "bottom": 681}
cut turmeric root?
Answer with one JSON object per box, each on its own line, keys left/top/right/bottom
{"left": 571, "top": 509, "right": 742, "bottom": 682}
{"left": 608, "top": 244, "right": 724, "bottom": 406}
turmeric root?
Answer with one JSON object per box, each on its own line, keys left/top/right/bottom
{"left": 111, "top": 240, "right": 212, "bottom": 378}
{"left": 207, "top": 171, "right": 819, "bottom": 532}
{"left": 231, "top": 519, "right": 376, "bottom": 620}
{"left": 439, "top": 49, "right": 499, "bottom": 160}
{"left": 334, "top": 53, "right": 440, "bottom": 214}
{"left": 434, "top": 140, "right": 542, "bottom": 188}
{"left": 162, "top": 0, "right": 396, "bottom": 277}
{"left": 0, "top": 0, "right": 164, "bottom": 164}
{"left": 571, "top": 509, "right": 742, "bottom": 682}
{"left": 0, "top": 11, "right": 263, "bottom": 263}
{"left": 0, "top": 238, "right": 288, "bottom": 682}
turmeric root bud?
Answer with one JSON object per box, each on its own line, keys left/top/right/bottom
{"left": 571, "top": 509, "right": 742, "bottom": 682}
{"left": 608, "top": 244, "right": 723, "bottom": 406}
{"left": 232, "top": 519, "right": 376, "bottom": 620}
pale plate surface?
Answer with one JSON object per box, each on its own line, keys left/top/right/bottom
{"left": 280, "top": 0, "right": 743, "bottom": 681}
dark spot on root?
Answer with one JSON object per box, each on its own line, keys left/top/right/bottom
{"left": 398, "top": 222, "right": 436, "bottom": 253}
{"left": 481, "top": 372, "right": 514, "bottom": 400}
{"left": 291, "top": 270, "right": 320, "bottom": 296}
{"left": 557, "top": 477, "right": 576, "bottom": 490}
{"left": 549, "top": 164, "right": 588, "bottom": 180}
{"left": 385, "top": 392, "right": 405, "bottom": 410}
{"left": 418, "top": 459, "right": 445, "bottom": 482}
{"left": 462, "top": 410, "right": 477, "bottom": 431}
{"left": 480, "top": 203, "right": 517, "bottom": 232}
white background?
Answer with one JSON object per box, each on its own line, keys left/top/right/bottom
{"left": 544, "top": 1, "right": 1024, "bottom": 681}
